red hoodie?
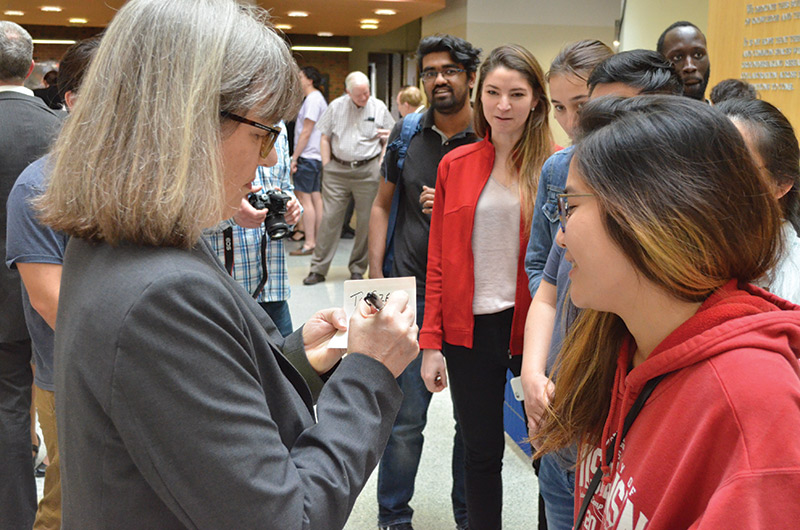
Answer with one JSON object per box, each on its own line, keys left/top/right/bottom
{"left": 576, "top": 280, "right": 800, "bottom": 529}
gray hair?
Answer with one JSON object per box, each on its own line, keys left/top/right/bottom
{"left": 0, "top": 20, "right": 33, "bottom": 82}
{"left": 37, "top": 0, "right": 301, "bottom": 248}
{"left": 345, "top": 71, "right": 369, "bottom": 92}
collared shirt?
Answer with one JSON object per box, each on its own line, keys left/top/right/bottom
{"left": 205, "top": 123, "right": 297, "bottom": 302}
{"left": 380, "top": 108, "right": 477, "bottom": 296}
{"left": 316, "top": 94, "right": 394, "bottom": 161}
{"left": 0, "top": 85, "right": 34, "bottom": 96}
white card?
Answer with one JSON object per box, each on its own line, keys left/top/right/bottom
{"left": 327, "top": 276, "right": 417, "bottom": 349}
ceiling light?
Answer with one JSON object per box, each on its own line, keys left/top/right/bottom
{"left": 68, "top": 18, "right": 88, "bottom": 24}
{"left": 4, "top": 10, "right": 25, "bottom": 16}
{"left": 291, "top": 45, "right": 352, "bottom": 53}
{"left": 360, "top": 19, "right": 379, "bottom": 24}
{"left": 32, "top": 39, "right": 76, "bottom": 45}
{"left": 287, "top": 11, "right": 308, "bottom": 17}
{"left": 613, "top": 40, "right": 620, "bottom": 47}
{"left": 275, "top": 24, "right": 293, "bottom": 30}
{"left": 360, "top": 24, "right": 378, "bottom": 30}
{"left": 317, "top": 32, "right": 333, "bottom": 37}
{"left": 39, "top": 6, "right": 63, "bottom": 12}
{"left": 375, "top": 9, "right": 397, "bottom": 16}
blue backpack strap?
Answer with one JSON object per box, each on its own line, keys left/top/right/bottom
{"left": 383, "top": 112, "right": 423, "bottom": 276}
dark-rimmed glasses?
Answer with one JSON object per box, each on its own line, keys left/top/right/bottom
{"left": 557, "top": 193, "right": 594, "bottom": 233}
{"left": 420, "top": 67, "right": 466, "bottom": 83}
{"left": 221, "top": 111, "right": 281, "bottom": 159}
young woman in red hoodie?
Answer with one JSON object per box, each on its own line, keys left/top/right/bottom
{"left": 419, "top": 44, "right": 552, "bottom": 529}
{"left": 535, "top": 95, "right": 800, "bottom": 529}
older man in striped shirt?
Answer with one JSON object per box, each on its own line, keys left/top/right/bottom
{"left": 303, "top": 71, "right": 394, "bottom": 285}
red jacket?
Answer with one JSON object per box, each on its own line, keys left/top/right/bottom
{"left": 419, "top": 137, "right": 532, "bottom": 356}
{"left": 576, "top": 280, "right": 800, "bottom": 529}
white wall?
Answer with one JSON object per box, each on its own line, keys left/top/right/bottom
{"left": 619, "top": 0, "right": 709, "bottom": 51}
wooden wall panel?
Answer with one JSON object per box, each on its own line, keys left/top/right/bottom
{"left": 707, "top": 0, "right": 800, "bottom": 138}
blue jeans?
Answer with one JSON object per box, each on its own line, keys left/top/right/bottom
{"left": 377, "top": 299, "right": 467, "bottom": 528}
{"left": 259, "top": 301, "right": 293, "bottom": 338}
{"left": 538, "top": 452, "right": 576, "bottom": 530}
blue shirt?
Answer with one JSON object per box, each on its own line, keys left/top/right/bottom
{"left": 205, "top": 123, "right": 296, "bottom": 303}
{"left": 524, "top": 145, "right": 574, "bottom": 296}
{"left": 5, "top": 155, "right": 69, "bottom": 391}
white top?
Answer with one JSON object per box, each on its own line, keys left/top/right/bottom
{"left": 294, "top": 90, "right": 328, "bottom": 161}
{"left": 315, "top": 94, "right": 394, "bottom": 161}
{"left": 0, "top": 85, "right": 34, "bottom": 96}
{"left": 471, "top": 175, "right": 520, "bottom": 315}
{"left": 756, "top": 221, "right": 800, "bottom": 304}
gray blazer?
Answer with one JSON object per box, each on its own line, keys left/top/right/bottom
{"left": 0, "top": 91, "right": 62, "bottom": 341}
{"left": 55, "top": 237, "right": 402, "bottom": 529}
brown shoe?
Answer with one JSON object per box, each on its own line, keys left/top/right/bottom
{"left": 303, "top": 272, "right": 325, "bottom": 285}
{"left": 290, "top": 246, "right": 314, "bottom": 256}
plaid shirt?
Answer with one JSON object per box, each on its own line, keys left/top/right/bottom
{"left": 205, "top": 123, "right": 296, "bottom": 303}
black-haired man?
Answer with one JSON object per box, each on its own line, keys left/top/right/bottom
{"left": 368, "top": 34, "right": 481, "bottom": 530}
{"left": 657, "top": 21, "right": 711, "bottom": 101}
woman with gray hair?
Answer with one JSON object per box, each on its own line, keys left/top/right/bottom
{"left": 36, "top": 1, "right": 418, "bottom": 528}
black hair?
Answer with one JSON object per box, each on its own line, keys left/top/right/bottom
{"left": 300, "top": 65, "right": 324, "bottom": 92}
{"left": 587, "top": 49, "right": 683, "bottom": 96}
{"left": 716, "top": 98, "right": 800, "bottom": 233}
{"left": 656, "top": 21, "right": 704, "bottom": 54}
{"left": 709, "top": 79, "right": 757, "bottom": 104}
{"left": 416, "top": 34, "right": 481, "bottom": 74}
{"left": 43, "top": 70, "right": 58, "bottom": 86}
{"left": 58, "top": 37, "right": 101, "bottom": 99}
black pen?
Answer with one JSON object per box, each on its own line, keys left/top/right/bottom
{"left": 364, "top": 291, "right": 384, "bottom": 311}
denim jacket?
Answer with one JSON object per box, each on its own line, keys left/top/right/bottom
{"left": 524, "top": 145, "right": 574, "bottom": 296}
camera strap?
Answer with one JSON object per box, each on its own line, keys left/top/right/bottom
{"left": 222, "top": 226, "right": 268, "bottom": 300}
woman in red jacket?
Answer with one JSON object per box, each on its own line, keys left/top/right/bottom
{"left": 419, "top": 44, "right": 552, "bottom": 529}
{"left": 536, "top": 95, "right": 800, "bottom": 529}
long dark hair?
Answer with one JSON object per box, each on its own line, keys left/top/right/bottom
{"left": 535, "top": 95, "right": 782, "bottom": 454}
{"left": 716, "top": 98, "right": 800, "bottom": 234}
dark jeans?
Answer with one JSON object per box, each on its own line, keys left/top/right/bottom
{"left": 377, "top": 298, "right": 467, "bottom": 528}
{"left": 445, "top": 308, "right": 522, "bottom": 530}
{"left": 0, "top": 338, "right": 37, "bottom": 529}
{"left": 258, "top": 301, "right": 293, "bottom": 338}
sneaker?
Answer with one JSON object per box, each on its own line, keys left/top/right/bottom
{"left": 379, "top": 524, "right": 413, "bottom": 530}
{"left": 303, "top": 272, "right": 325, "bottom": 285}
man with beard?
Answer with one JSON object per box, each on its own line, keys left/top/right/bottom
{"left": 368, "top": 34, "right": 481, "bottom": 530}
{"left": 657, "top": 21, "right": 711, "bottom": 101}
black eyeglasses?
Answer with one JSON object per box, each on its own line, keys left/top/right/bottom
{"left": 221, "top": 111, "right": 281, "bottom": 159}
{"left": 557, "top": 193, "right": 594, "bottom": 233}
{"left": 420, "top": 67, "right": 466, "bottom": 83}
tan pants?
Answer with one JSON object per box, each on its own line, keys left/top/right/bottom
{"left": 33, "top": 387, "right": 61, "bottom": 530}
{"left": 310, "top": 157, "right": 380, "bottom": 276}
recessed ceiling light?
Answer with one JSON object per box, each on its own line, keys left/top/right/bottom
{"left": 40, "top": 6, "right": 63, "bottom": 12}
{"left": 275, "top": 24, "right": 293, "bottom": 30}
{"left": 68, "top": 18, "right": 88, "bottom": 24}
{"left": 287, "top": 11, "right": 308, "bottom": 17}
{"left": 360, "top": 19, "right": 379, "bottom": 24}
{"left": 31, "top": 39, "right": 76, "bottom": 45}
{"left": 317, "top": 32, "right": 333, "bottom": 37}
{"left": 375, "top": 9, "right": 396, "bottom": 16}
{"left": 291, "top": 45, "right": 352, "bottom": 53}
{"left": 4, "top": 10, "right": 25, "bottom": 16}
{"left": 360, "top": 24, "right": 378, "bottom": 30}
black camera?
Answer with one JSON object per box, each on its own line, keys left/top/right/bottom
{"left": 247, "top": 189, "right": 292, "bottom": 240}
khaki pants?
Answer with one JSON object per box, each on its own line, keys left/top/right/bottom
{"left": 310, "top": 157, "right": 380, "bottom": 276}
{"left": 33, "top": 387, "right": 61, "bottom": 530}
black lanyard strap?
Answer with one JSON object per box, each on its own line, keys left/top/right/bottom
{"left": 574, "top": 372, "right": 669, "bottom": 529}
{"left": 222, "top": 227, "right": 269, "bottom": 300}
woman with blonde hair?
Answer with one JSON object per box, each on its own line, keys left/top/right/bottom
{"left": 536, "top": 95, "right": 800, "bottom": 529}
{"left": 38, "top": 0, "right": 419, "bottom": 527}
{"left": 419, "top": 44, "right": 552, "bottom": 529}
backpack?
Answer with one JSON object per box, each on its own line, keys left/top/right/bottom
{"left": 383, "top": 112, "right": 423, "bottom": 277}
